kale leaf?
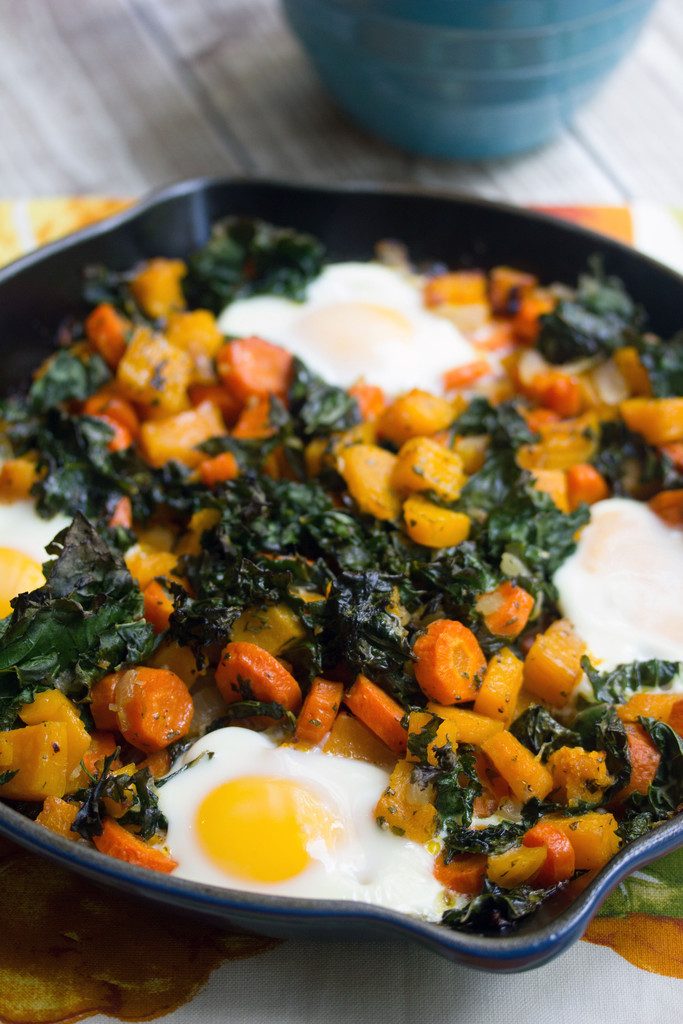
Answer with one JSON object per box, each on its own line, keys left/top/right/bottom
{"left": 441, "top": 820, "right": 527, "bottom": 857}
{"left": 510, "top": 706, "right": 580, "bottom": 762}
{"left": 70, "top": 751, "right": 166, "bottom": 841}
{"left": 25, "top": 349, "right": 111, "bottom": 413}
{"left": 0, "top": 515, "right": 154, "bottom": 725}
{"left": 288, "top": 358, "right": 360, "bottom": 437}
{"left": 591, "top": 420, "right": 683, "bottom": 498}
{"left": 452, "top": 397, "right": 536, "bottom": 451}
{"left": 582, "top": 656, "right": 681, "bottom": 705}
{"left": 209, "top": 700, "right": 297, "bottom": 732}
{"left": 442, "top": 879, "right": 566, "bottom": 934}
{"left": 638, "top": 332, "right": 683, "bottom": 398}
{"left": 412, "top": 742, "right": 482, "bottom": 832}
{"left": 573, "top": 703, "right": 631, "bottom": 798}
{"left": 637, "top": 717, "right": 683, "bottom": 818}
{"left": 184, "top": 217, "right": 325, "bottom": 313}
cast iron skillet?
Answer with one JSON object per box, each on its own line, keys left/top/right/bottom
{"left": 0, "top": 178, "right": 682, "bottom": 971}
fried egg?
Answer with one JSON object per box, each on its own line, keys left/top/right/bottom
{"left": 554, "top": 497, "right": 683, "bottom": 676}
{"left": 158, "top": 727, "right": 445, "bottom": 920}
{"left": 218, "top": 262, "right": 477, "bottom": 394}
{"left": 0, "top": 500, "right": 71, "bottom": 616}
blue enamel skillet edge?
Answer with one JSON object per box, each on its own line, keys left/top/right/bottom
{"left": 0, "top": 177, "right": 682, "bottom": 970}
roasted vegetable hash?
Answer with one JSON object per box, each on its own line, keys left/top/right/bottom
{"left": 1, "top": 215, "right": 683, "bottom": 934}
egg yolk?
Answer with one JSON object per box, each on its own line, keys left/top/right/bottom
{"left": 296, "top": 302, "right": 413, "bottom": 358}
{"left": 196, "top": 776, "right": 342, "bottom": 883}
{"left": 0, "top": 548, "right": 45, "bottom": 617}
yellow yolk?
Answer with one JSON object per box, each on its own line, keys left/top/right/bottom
{"left": 196, "top": 776, "right": 342, "bottom": 883}
{"left": 0, "top": 548, "right": 45, "bottom": 617}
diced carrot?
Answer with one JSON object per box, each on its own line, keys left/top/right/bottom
{"left": 524, "top": 407, "right": 560, "bottom": 434}
{"left": 433, "top": 852, "right": 487, "bottom": 895}
{"left": 142, "top": 579, "right": 174, "bottom": 634}
{"left": 512, "top": 292, "right": 555, "bottom": 344}
{"left": 114, "top": 667, "right": 193, "bottom": 753}
{"left": 217, "top": 336, "right": 293, "bottom": 403}
{"left": 566, "top": 463, "right": 610, "bottom": 510}
{"left": 523, "top": 821, "right": 576, "bottom": 886}
{"left": 216, "top": 641, "right": 302, "bottom": 711}
{"left": 530, "top": 371, "right": 582, "bottom": 418}
{"left": 649, "top": 489, "right": 683, "bottom": 527}
{"left": 471, "top": 320, "right": 514, "bottom": 352}
{"left": 443, "top": 359, "right": 491, "bottom": 391}
{"left": 84, "top": 391, "right": 140, "bottom": 438}
{"left": 476, "top": 581, "right": 534, "bottom": 639}
{"left": 108, "top": 495, "right": 132, "bottom": 530}
{"left": 661, "top": 442, "right": 683, "bottom": 472}
{"left": 139, "top": 748, "right": 173, "bottom": 779}
{"left": 616, "top": 723, "right": 661, "bottom": 802}
{"left": 348, "top": 381, "right": 386, "bottom": 420}
{"left": 198, "top": 451, "right": 240, "bottom": 486}
{"left": 93, "top": 818, "right": 178, "bottom": 873}
{"left": 343, "top": 674, "right": 407, "bottom": 756}
{"left": 85, "top": 303, "right": 129, "bottom": 368}
{"left": 294, "top": 677, "right": 344, "bottom": 746}
{"left": 90, "top": 413, "right": 132, "bottom": 453}
{"left": 232, "top": 397, "right": 275, "bottom": 440}
{"left": 90, "top": 673, "right": 120, "bottom": 732}
{"left": 413, "top": 619, "right": 486, "bottom": 705}
{"left": 188, "top": 383, "right": 242, "bottom": 425}
{"left": 81, "top": 731, "right": 118, "bottom": 777}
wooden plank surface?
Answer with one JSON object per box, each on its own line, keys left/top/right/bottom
{"left": 0, "top": 0, "right": 680, "bottom": 203}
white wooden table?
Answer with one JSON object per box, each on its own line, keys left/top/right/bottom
{"left": 0, "top": 0, "right": 681, "bottom": 204}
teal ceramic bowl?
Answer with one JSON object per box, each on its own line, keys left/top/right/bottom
{"left": 282, "top": 0, "right": 656, "bottom": 158}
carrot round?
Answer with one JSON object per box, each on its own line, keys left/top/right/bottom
{"left": 616, "top": 723, "right": 661, "bottom": 801}
{"left": 433, "top": 852, "right": 486, "bottom": 895}
{"left": 443, "top": 359, "right": 491, "bottom": 391}
{"left": 232, "top": 397, "right": 276, "bottom": 440}
{"left": 142, "top": 579, "right": 174, "bottom": 634}
{"left": 523, "top": 822, "right": 576, "bottom": 886}
{"left": 295, "top": 678, "right": 344, "bottom": 746}
{"left": 343, "top": 674, "right": 407, "bottom": 755}
{"left": 90, "top": 673, "right": 120, "bottom": 731}
{"left": 93, "top": 818, "right": 178, "bottom": 874}
{"left": 530, "top": 370, "right": 582, "bottom": 418}
{"left": 348, "top": 381, "right": 386, "bottom": 420}
{"left": 648, "top": 489, "right": 683, "bottom": 527}
{"left": 188, "top": 383, "right": 242, "bottom": 425}
{"left": 198, "top": 451, "right": 240, "bottom": 486}
{"left": 215, "top": 641, "right": 302, "bottom": 711}
{"left": 476, "top": 581, "right": 534, "bottom": 639}
{"left": 108, "top": 495, "right": 133, "bottom": 530}
{"left": 85, "top": 303, "right": 128, "bottom": 368}
{"left": 413, "top": 619, "right": 486, "bottom": 704}
{"left": 91, "top": 413, "right": 132, "bottom": 452}
{"left": 217, "top": 336, "right": 293, "bottom": 403}
{"left": 83, "top": 391, "right": 140, "bottom": 438}
{"left": 114, "top": 667, "right": 193, "bottom": 753}
{"left": 81, "top": 731, "right": 118, "bottom": 777}
{"left": 566, "top": 463, "right": 609, "bottom": 510}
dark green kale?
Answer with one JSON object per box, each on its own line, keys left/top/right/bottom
{"left": 0, "top": 515, "right": 155, "bottom": 726}
{"left": 184, "top": 217, "right": 325, "bottom": 313}
{"left": 592, "top": 420, "right": 683, "bottom": 497}
{"left": 22, "top": 349, "right": 111, "bottom": 413}
{"left": 638, "top": 332, "right": 683, "bottom": 398}
{"left": 208, "top": 700, "right": 297, "bottom": 732}
{"left": 413, "top": 741, "right": 482, "bottom": 831}
{"left": 452, "top": 397, "right": 536, "bottom": 451}
{"left": 70, "top": 751, "right": 166, "bottom": 841}
{"left": 510, "top": 706, "right": 580, "bottom": 762}
{"left": 457, "top": 449, "right": 523, "bottom": 519}
{"left": 441, "top": 820, "right": 527, "bottom": 857}
{"left": 573, "top": 703, "right": 631, "bottom": 798}
{"left": 413, "top": 543, "right": 499, "bottom": 614}
{"left": 0, "top": 770, "right": 18, "bottom": 786}
{"left": 442, "top": 879, "right": 566, "bottom": 934}
{"left": 537, "top": 259, "right": 642, "bottom": 364}
{"left": 288, "top": 358, "right": 360, "bottom": 437}
{"left": 582, "top": 656, "right": 681, "bottom": 705}
{"left": 618, "top": 718, "right": 683, "bottom": 841}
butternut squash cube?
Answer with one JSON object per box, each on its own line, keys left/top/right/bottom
{"left": 620, "top": 397, "right": 683, "bottom": 446}
{"left": 392, "top": 436, "right": 466, "bottom": 502}
{"left": 531, "top": 468, "right": 569, "bottom": 512}
{"left": 140, "top": 400, "right": 225, "bottom": 469}
{"left": 474, "top": 647, "right": 524, "bottom": 725}
{"left": 617, "top": 692, "right": 681, "bottom": 724}
{"left": 403, "top": 496, "right": 470, "bottom": 548}
{"left": 165, "top": 310, "right": 224, "bottom": 384}
{"left": 130, "top": 258, "right": 187, "bottom": 319}
{"left": 547, "top": 746, "right": 613, "bottom": 806}
{"left": 378, "top": 390, "right": 456, "bottom": 447}
{"left": 0, "top": 458, "right": 38, "bottom": 501}
{"left": 374, "top": 759, "right": 436, "bottom": 843}
{"left": 425, "top": 704, "right": 504, "bottom": 746}
{"left": 523, "top": 618, "right": 585, "bottom": 708}
{"left": 487, "top": 845, "right": 547, "bottom": 888}
{"left": 338, "top": 444, "right": 401, "bottom": 521}
{"left": 0, "top": 722, "right": 69, "bottom": 800}
{"left": 230, "top": 604, "right": 306, "bottom": 656}
{"left": 481, "top": 730, "right": 554, "bottom": 802}
{"left": 614, "top": 347, "right": 651, "bottom": 397}
{"left": 323, "top": 712, "right": 395, "bottom": 770}
{"left": 19, "top": 689, "right": 90, "bottom": 790}
{"left": 35, "top": 795, "right": 80, "bottom": 840}
{"left": 544, "top": 811, "right": 620, "bottom": 870}
{"left": 116, "top": 327, "right": 192, "bottom": 414}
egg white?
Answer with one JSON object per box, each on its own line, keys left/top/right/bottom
{"left": 159, "top": 727, "right": 446, "bottom": 920}
{"left": 0, "top": 500, "right": 71, "bottom": 564}
{"left": 554, "top": 497, "right": 683, "bottom": 680}
{"left": 218, "top": 262, "right": 477, "bottom": 395}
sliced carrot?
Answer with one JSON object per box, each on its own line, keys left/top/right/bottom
{"left": 114, "top": 667, "right": 193, "bottom": 753}
{"left": 84, "top": 391, "right": 140, "bottom": 438}
{"left": 217, "top": 336, "right": 293, "bottom": 403}
{"left": 81, "top": 731, "right": 118, "bottom": 777}
{"left": 524, "top": 407, "right": 560, "bottom": 433}
{"left": 413, "top": 619, "right": 486, "bottom": 704}
{"left": 471, "top": 320, "right": 514, "bottom": 352}
{"left": 216, "top": 641, "right": 302, "bottom": 711}
{"left": 139, "top": 748, "right": 173, "bottom": 779}
{"left": 93, "top": 818, "right": 178, "bottom": 873}
{"left": 476, "top": 581, "right": 534, "bottom": 639}
{"left": 660, "top": 442, "right": 683, "bottom": 472}
{"left": 523, "top": 821, "right": 576, "bottom": 886}
{"left": 443, "top": 359, "right": 491, "bottom": 391}
{"left": 142, "top": 579, "right": 174, "bottom": 634}
{"left": 198, "top": 451, "right": 240, "bottom": 486}
{"left": 616, "top": 723, "right": 661, "bottom": 802}
{"left": 530, "top": 371, "right": 582, "bottom": 418}
{"left": 90, "top": 673, "right": 120, "bottom": 732}
{"left": 108, "top": 495, "right": 132, "bottom": 530}
{"left": 348, "top": 380, "right": 386, "bottom": 420}
{"left": 566, "top": 463, "right": 610, "bottom": 510}
{"left": 188, "top": 383, "right": 242, "bottom": 425}
{"left": 649, "top": 489, "right": 683, "bottom": 527}
{"left": 294, "top": 677, "right": 344, "bottom": 746}
{"left": 90, "top": 413, "right": 132, "bottom": 452}
{"left": 85, "top": 303, "right": 129, "bottom": 368}
{"left": 232, "top": 397, "right": 275, "bottom": 440}
{"left": 343, "top": 674, "right": 407, "bottom": 756}
{"left": 433, "top": 852, "right": 487, "bottom": 895}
